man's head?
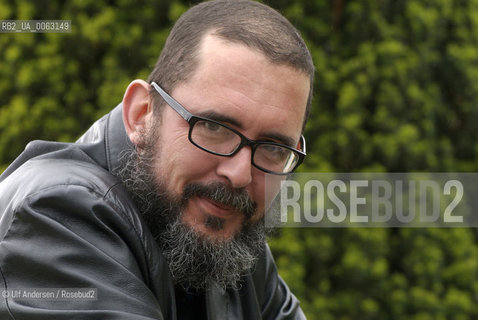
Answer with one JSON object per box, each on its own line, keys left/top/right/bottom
{"left": 147, "top": 0, "right": 314, "bottom": 131}
{"left": 119, "top": 0, "right": 313, "bottom": 290}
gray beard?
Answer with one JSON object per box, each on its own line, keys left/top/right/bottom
{"left": 114, "top": 130, "right": 270, "bottom": 291}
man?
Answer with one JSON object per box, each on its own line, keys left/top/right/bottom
{"left": 0, "top": 0, "right": 314, "bottom": 319}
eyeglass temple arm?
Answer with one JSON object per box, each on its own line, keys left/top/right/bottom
{"left": 151, "top": 82, "right": 192, "bottom": 121}
{"left": 300, "top": 135, "right": 306, "bottom": 154}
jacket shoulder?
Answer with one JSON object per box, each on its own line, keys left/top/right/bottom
{"left": 0, "top": 156, "right": 145, "bottom": 241}
{"left": 0, "top": 157, "right": 167, "bottom": 319}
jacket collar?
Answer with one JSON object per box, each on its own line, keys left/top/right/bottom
{"left": 76, "top": 103, "right": 132, "bottom": 173}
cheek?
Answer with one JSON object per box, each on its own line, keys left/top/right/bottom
{"left": 148, "top": 112, "right": 222, "bottom": 192}
{"left": 261, "top": 175, "right": 284, "bottom": 212}
{"left": 247, "top": 171, "right": 280, "bottom": 221}
{"left": 154, "top": 136, "right": 219, "bottom": 193}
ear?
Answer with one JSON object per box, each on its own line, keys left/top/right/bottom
{"left": 122, "top": 79, "right": 152, "bottom": 145}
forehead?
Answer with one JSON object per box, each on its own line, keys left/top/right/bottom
{"left": 172, "top": 34, "right": 310, "bottom": 141}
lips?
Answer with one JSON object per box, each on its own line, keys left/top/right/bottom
{"left": 182, "top": 181, "right": 256, "bottom": 221}
{"left": 197, "top": 196, "right": 238, "bottom": 218}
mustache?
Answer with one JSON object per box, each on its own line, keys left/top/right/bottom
{"left": 182, "top": 182, "right": 257, "bottom": 220}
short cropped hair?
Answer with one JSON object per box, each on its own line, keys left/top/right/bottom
{"left": 147, "top": 0, "right": 315, "bottom": 130}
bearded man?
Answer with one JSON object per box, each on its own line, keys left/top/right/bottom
{"left": 0, "top": 0, "right": 314, "bottom": 319}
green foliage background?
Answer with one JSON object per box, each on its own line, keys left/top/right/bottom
{"left": 2, "top": 0, "right": 478, "bottom": 319}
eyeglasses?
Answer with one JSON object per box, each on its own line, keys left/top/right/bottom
{"left": 150, "top": 82, "right": 306, "bottom": 175}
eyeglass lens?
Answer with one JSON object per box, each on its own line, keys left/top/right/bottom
{"left": 190, "top": 119, "right": 299, "bottom": 173}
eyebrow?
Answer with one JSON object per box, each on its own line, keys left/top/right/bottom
{"left": 262, "top": 132, "right": 297, "bottom": 148}
{"left": 196, "top": 110, "right": 243, "bottom": 128}
{"left": 195, "top": 110, "right": 297, "bottom": 147}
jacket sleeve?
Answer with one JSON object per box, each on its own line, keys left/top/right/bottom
{"left": 0, "top": 181, "right": 166, "bottom": 320}
{"left": 253, "top": 245, "right": 307, "bottom": 320}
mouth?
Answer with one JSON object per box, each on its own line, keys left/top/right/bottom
{"left": 197, "top": 196, "right": 238, "bottom": 219}
{"left": 181, "top": 181, "right": 257, "bottom": 223}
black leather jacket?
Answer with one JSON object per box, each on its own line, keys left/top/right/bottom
{"left": 0, "top": 104, "right": 305, "bottom": 319}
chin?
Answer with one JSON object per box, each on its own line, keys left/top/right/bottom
{"left": 189, "top": 219, "right": 242, "bottom": 242}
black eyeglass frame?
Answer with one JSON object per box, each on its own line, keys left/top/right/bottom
{"left": 150, "top": 81, "right": 306, "bottom": 175}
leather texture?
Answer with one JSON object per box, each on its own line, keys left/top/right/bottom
{"left": 0, "top": 104, "right": 305, "bottom": 319}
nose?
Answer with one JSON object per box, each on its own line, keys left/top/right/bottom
{"left": 216, "top": 146, "right": 253, "bottom": 189}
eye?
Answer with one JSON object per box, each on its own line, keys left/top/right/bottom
{"left": 193, "top": 120, "right": 237, "bottom": 141}
{"left": 203, "top": 121, "right": 222, "bottom": 132}
{"left": 260, "top": 144, "right": 290, "bottom": 161}
{"left": 195, "top": 120, "right": 230, "bottom": 136}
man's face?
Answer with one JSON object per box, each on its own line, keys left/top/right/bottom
{"left": 148, "top": 34, "right": 310, "bottom": 241}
